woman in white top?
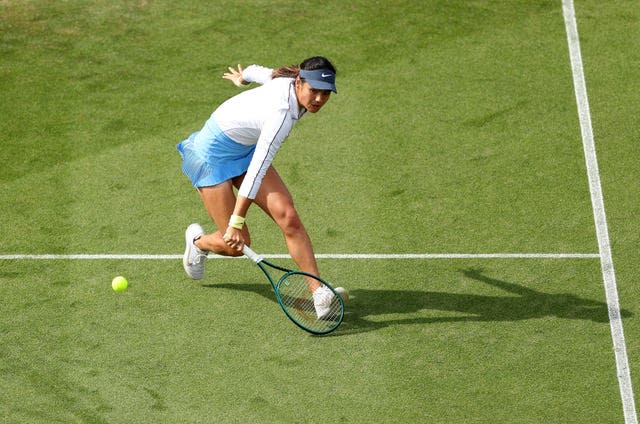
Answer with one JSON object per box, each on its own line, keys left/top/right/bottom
{"left": 177, "top": 56, "right": 338, "bottom": 315}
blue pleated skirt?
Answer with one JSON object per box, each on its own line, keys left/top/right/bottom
{"left": 176, "top": 119, "right": 256, "bottom": 188}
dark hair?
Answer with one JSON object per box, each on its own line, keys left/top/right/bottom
{"left": 300, "top": 56, "right": 336, "bottom": 73}
{"left": 271, "top": 56, "right": 336, "bottom": 79}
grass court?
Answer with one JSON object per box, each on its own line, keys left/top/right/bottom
{"left": 1, "top": 1, "right": 638, "bottom": 422}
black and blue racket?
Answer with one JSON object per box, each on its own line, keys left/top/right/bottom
{"left": 243, "top": 245, "right": 344, "bottom": 335}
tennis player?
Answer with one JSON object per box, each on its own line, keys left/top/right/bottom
{"left": 177, "top": 56, "right": 338, "bottom": 318}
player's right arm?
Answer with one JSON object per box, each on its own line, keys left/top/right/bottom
{"left": 222, "top": 195, "right": 252, "bottom": 251}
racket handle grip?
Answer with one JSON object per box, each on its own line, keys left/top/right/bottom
{"left": 242, "top": 245, "right": 263, "bottom": 263}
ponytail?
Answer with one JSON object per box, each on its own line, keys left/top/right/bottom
{"left": 271, "top": 65, "right": 299, "bottom": 79}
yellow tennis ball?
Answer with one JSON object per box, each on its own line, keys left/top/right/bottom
{"left": 335, "top": 286, "right": 349, "bottom": 303}
{"left": 111, "top": 276, "right": 128, "bottom": 292}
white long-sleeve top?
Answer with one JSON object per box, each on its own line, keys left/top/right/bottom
{"left": 212, "top": 65, "right": 306, "bottom": 199}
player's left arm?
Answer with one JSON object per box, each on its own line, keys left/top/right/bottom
{"left": 222, "top": 64, "right": 273, "bottom": 86}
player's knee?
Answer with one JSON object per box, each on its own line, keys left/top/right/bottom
{"left": 277, "top": 208, "right": 304, "bottom": 236}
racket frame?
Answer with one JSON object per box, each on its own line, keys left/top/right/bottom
{"left": 243, "top": 246, "right": 344, "bottom": 335}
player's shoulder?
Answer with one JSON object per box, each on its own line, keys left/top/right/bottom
{"left": 259, "top": 77, "right": 295, "bottom": 107}
{"left": 265, "top": 76, "right": 294, "bottom": 88}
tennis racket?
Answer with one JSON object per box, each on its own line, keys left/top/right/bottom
{"left": 242, "top": 245, "right": 344, "bottom": 335}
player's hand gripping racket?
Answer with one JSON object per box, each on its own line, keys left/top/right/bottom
{"left": 242, "top": 245, "right": 344, "bottom": 335}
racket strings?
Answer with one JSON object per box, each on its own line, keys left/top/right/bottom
{"left": 278, "top": 274, "right": 315, "bottom": 319}
{"left": 277, "top": 273, "right": 342, "bottom": 333}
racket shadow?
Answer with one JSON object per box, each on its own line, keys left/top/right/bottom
{"left": 202, "top": 282, "right": 275, "bottom": 302}
{"left": 202, "top": 269, "right": 632, "bottom": 336}
{"left": 203, "top": 281, "right": 335, "bottom": 311}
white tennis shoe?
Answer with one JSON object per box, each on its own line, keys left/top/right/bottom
{"left": 183, "top": 223, "right": 208, "bottom": 280}
{"left": 313, "top": 286, "right": 335, "bottom": 320}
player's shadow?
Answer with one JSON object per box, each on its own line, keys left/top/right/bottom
{"left": 202, "top": 268, "right": 632, "bottom": 335}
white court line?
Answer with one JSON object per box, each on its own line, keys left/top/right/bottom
{"left": 562, "top": 1, "right": 637, "bottom": 423}
{"left": 0, "top": 253, "right": 600, "bottom": 260}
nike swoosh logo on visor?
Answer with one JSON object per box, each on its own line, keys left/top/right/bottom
{"left": 321, "top": 73, "right": 333, "bottom": 78}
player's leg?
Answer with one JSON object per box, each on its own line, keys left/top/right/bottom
{"left": 183, "top": 180, "right": 252, "bottom": 279}
{"left": 252, "top": 166, "right": 319, "bottom": 275}
{"left": 251, "top": 167, "right": 334, "bottom": 317}
{"left": 195, "top": 181, "right": 250, "bottom": 257}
